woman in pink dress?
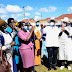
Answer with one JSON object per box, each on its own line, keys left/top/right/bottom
{"left": 18, "top": 22, "right": 35, "bottom": 72}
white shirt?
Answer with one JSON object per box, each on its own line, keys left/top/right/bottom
{"left": 43, "top": 26, "right": 60, "bottom": 47}
{"left": 0, "top": 30, "right": 17, "bottom": 50}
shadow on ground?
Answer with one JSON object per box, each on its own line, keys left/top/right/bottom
{"left": 41, "top": 55, "right": 72, "bottom": 68}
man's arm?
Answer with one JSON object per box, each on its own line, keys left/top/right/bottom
{"left": 0, "top": 41, "right": 15, "bottom": 50}
{"left": 11, "top": 30, "right": 17, "bottom": 38}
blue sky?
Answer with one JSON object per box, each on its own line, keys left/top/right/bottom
{"left": 0, "top": 0, "right": 72, "bottom": 22}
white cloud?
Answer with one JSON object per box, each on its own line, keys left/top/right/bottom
{"left": 39, "top": 8, "right": 48, "bottom": 12}
{"left": 25, "top": 13, "right": 30, "bottom": 16}
{"left": 48, "top": 6, "right": 57, "bottom": 12}
{"left": 67, "top": 7, "right": 72, "bottom": 13}
{"left": 5, "top": 19, "right": 7, "bottom": 23}
{"left": 23, "top": 17, "right": 29, "bottom": 19}
{"left": 17, "top": 14, "right": 22, "bottom": 17}
{"left": 35, "top": 12, "right": 41, "bottom": 15}
{"left": 34, "top": 16, "right": 41, "bottom": 20}
{"left": 39, "top": 6, "right": 57, "bottom": 13}
{"left": 0, "top": 4, "right": 23, "bottom": 14}
{"left": 25, "top": 6, "right": 33, "bottom": 11}
{"left": 17, "top": 19, "right": 22, "bottom": 22}
{"left": 11, "top": 14, "right": 17, "bottom": 19}
{"left": 1, "top": 15, "right": 8, "bottom": 20}
{"left": 6, "top": 5, "right": 23, "bottom": 13}
{"left": 0, "top": 8, "right": 7, "bottom": 14}
{"left": 11, "top": 14, "right": 22, "bottom": 19}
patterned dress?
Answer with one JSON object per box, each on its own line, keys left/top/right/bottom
{"left": 34, "top": 27, "right": 41, "bottom": 65}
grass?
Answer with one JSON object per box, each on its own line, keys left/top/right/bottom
{"left": 35, "top": 64, "right": 72, "bottom": 72}
{"left": 34, "top": 56, "right": 72, "bottom": 72}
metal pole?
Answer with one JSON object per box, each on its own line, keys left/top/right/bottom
{"left": 0, "top": 17, "right": 1, "bottom": 20}
{"left": 23, "top": 6, "right": 25, "bottom": 19}
{"left": 41, "top": 13, "right": 42, "bottom": 20}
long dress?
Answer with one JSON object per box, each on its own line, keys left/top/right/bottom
{"left": 34, "top": 27, "right": 41, "bottom": 65}
{"left": 59, "top": 26, "right": 72, "bottom": 61}
{"left": 18, "top": 30, "right": 35, "bottom": 68}
{"left": 0, "top": 30, "right": 16, "bottom": 72}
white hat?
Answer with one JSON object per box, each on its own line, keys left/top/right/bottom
{"left": 31, "top": 23, "right": 36, "bottom": 26}
{"left": 61, "top": 17, "right": 70, "bottom": 23}
{"left": 34, "top": 16, "right": 40, "bottom": 22}
{"left": 47, "top": 17, "right": 58, "bottom": 23}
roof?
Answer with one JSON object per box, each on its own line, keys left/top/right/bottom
{"left": 39, "top": 14, "right": 72, "bottom": 22}
{"left": 21, "top": 14, "right": 72, "bottom": 23}
{"left": 40, "top": 18, "right": 50, "bottom": 21}
{"left": 56, "top": 14, "right": 72, "bottom": 20}
{"left": 21, "top": 18, "right": 35, "bottom": 22}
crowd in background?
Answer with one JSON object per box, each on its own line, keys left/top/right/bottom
{"left": 0, "top": 17, "right": 72, "bottom": 72}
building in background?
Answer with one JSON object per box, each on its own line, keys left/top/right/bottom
{"left": 40, "top": 14, "right": 72, "bottom": 25}
{"left": 21, "top": 14, "right": 72, "bottom": 26}
{"left": 21, "top": 18, "right": 35, "bottom": 25}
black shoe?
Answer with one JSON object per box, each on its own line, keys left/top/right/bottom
{"left": 48, "top": 68, "right": 51, "bottom": 71}
{"left": 53, "top": 67, "right": 57, "bottom": 70}
{"left": 33, "top": 70, "right": 37, "bottom": 72}
{"left": 34, "top": 71, "right": 37, "bottom": 72}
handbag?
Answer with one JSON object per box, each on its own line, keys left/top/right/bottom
{"left": 0, "top": 45, "right": 11, "bottom": 72}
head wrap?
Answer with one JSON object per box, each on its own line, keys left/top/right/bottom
{"left": 0, "top": 20, "right": 6, "bottom": 28}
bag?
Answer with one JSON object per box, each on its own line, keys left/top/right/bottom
{"left": 0, "top": 46, "right": 11, "bottom": 72}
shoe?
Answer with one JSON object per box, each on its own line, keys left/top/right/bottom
{"left": 53, "top": 67, "right": 57, "bottom": 70}
{"left": 60, "top": 66, "right": 64, "bottom": 70}
{"left": 33, "top": 70, "right": 37, "bottom": 72}
{"left": 67, "top": 66, "right": 71, "bottom": 70}
{"left": 48, "top": 68, "right": 51, "bottom": 71}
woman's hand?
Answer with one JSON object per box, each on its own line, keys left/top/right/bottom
{"left": 26, "top": 26, "right": 35, "bottom": 41}
{"left": 62, "top": 24, "right": 65, "bottom": 32}
{"left": 31, "top": 26, "right": 35, "bottom": 32}
{"left": 13, "top": 23, "right": 17, "bottom": 31}
{"left": 44, "top": 25, "right": 46, "bottom": 28}
{"left": 11, "top": 41, "right": 16, "bottom": 47}
{"left": 13, "top": 23, "right": 21, "bottom": 31}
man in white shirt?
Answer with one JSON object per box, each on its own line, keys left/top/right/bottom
{"left": 43, "top": 17, "right": 60, "bottom": 71}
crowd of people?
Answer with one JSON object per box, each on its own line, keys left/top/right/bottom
{"left": 0, "top": 17, "right": 72, "bottom": 72}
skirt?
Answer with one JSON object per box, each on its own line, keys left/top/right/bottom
{"left": 19, "top": 47, "right": 35, "bottom": 68}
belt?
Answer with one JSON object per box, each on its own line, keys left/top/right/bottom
{"left": 21, "top": 40, "right": 30, "bottom": 45}
{"left": 19, "top": 38, "right": 30, "bottom": 45}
